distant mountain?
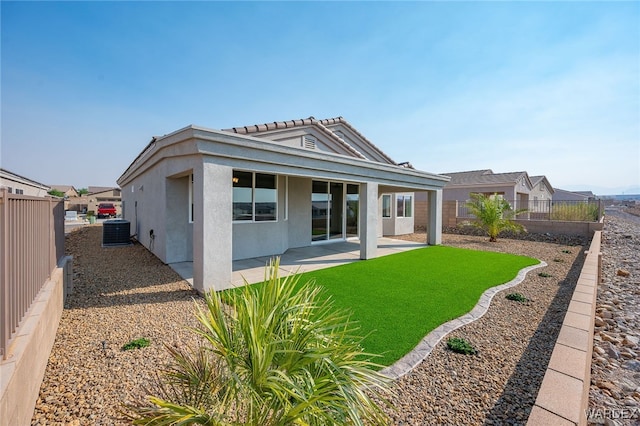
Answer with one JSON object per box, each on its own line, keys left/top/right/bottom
{"left": 599, "top": 194, "right": 640, "bottom": 201}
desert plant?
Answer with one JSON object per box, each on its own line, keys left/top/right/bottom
{"left": 550, "top": 202, "right": 600, "bottom": 222}
{"left": 122, "top": 338, "right": 150, "bottom": 351}
{"left": 505, "top": 293, "right": 529, "bottom": 303}
{"left": 538, "top": 272, "right": 552, "bottom": 278}
{"left": 446, "top": 337, "right": 477, "bottom": 355}
{"left": 129, "top": 258, "right": 392, "bottom": 425}
{"left": 461, "top": 193, "right": 528, "bottom": 242}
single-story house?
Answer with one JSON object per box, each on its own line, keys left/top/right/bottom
{"left": 440, "top": 169, "right": 534, "bottom": 208}
{"left": 117, "top": 116, "right": 449, "bottom": 292}
{"left": 552, "top": 188, "right": 597, "bottom": 201}
{"left": 49, "top": 185, "right": 79, "bottom": 198}
{"left": 528, "top": 175, "right": 555, "bottom": 216}
{"left": 1, "top": 168, "right": 50, "bottom": 197}
{"left": 65, "top": 186, "right": 123, "bottom": 214}
{"left": 415, "top": 169, "right": 536, "bottom": 229}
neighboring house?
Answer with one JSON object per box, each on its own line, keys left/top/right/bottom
{"left": 117, "top": 116, "right": 449, "bottom": 292}
{"left": 0, "top": 168, "right": 50, "bottom": 197}
{"left": 440, "top": 169, "right": 534, "bottom": 209}
{"left": 573, "top": 190, "right": 597, "bottom": 200}
{"left": 529, "top": 175, "right": 555, "bottom": 216}
{"left": 65, "top": 186, "right": 122, "bottom": 215}
{"left": 87, "top": 187, "right": 122, "bottom": 215}
{"left": 49, "top": 185, "right": 79, "bottom": 198}
{"left": 552, "top": 188, "right": 596, "bottom": 202}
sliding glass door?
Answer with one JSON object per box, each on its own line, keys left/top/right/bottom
{"left": 311, "top": 181, "right": 359, "bottom": 242}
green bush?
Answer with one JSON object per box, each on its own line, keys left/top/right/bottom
{"left": 446, "top": 337, "right": 477, "bottom": 355}
{"left": 129, "top": 258, "right": 392, "bottom": 425}
{"left": 538, "top": 272, "right": 552, "bottom": 278}
{"left": 505, "top": 293, "right": 529, "bottom": 303}
{"left": 122, "top": 338, "right": 150, "bottom": 351}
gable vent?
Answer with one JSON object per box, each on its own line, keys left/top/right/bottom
{"left": 302, "top": 135, "right": 317, "bottom": 149}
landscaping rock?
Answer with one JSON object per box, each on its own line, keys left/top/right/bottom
{"left": 32, "top": 215, "right": 639, "bottom": 425}
{"left": 589, "top": 214, "right": 640, "bottom": 424}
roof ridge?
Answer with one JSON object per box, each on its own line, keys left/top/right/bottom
{"left": 311, "top": 119, "right": 367, "bottom": 160}
{"left": 223, "top": 117, "right": 317, "bottom": 134}
{"left": 316, "top": 117, "right": 396, "bottom": 165}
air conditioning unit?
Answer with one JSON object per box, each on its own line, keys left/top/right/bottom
{"left": 102, "top": 219, "right": 131, "bottom": 247}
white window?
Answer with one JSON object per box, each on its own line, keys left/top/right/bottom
{"left": 233, "top": 171, "right": 277, "bottom": 222}
{"left": 382, "top": 194, "right": 391, "bottom": 218}
{"left": 397, "top": 195, "right": 413, "bottom": 218}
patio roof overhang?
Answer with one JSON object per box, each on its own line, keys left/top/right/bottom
{"left": 118, "top": 125, "right": 450, "bottom": 191}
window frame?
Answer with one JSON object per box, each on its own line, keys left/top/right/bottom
{"left": 396, "top": 194, "right": 413, "bottom": 218}
{"left": 233, "top": 170, "right": 278, "bottom": 223}
{"left": 382, "top": 194, "right": 391, "bottom": 218}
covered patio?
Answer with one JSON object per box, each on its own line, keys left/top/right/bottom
{"left": 170, "top": 236, "right": 427, "bottom": 289}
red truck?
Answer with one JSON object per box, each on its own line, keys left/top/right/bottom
{"left": 97, "top": 203, "right": 117, "bottom": 218}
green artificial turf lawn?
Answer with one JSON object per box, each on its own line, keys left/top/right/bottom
{"left": 295, "top": 245, "right": 538, "bottom": 366}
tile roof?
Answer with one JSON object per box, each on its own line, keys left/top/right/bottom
{"left": 1, "top": 168, "right": 50, "bottom": 189}
{"left": 223, "top": 116, "right": 396, "bottom": 165}
{"left": 441, "top": 170, "right": 532, "bottom": 187}
{"left": 49, "top": 184, "right": 77, "bottom": 193}
{"left": 529, "top": 175, "right": 545, "bottom": 186}
{"left": 88, "top": 186, "right": 118, "bottom": 194}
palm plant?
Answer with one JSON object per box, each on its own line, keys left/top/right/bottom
{"left": 129, "top": 258, "right": 392, "bottom": 425}
{"left": 463, "top": 193, "right": 527, "bottom": 242}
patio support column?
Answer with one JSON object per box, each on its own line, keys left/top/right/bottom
{"left": 427, "top": 189, "right": 442, "bottom": 245}
{"left": 193, "top": 161, "right": 233, "bottom": 293}
{"left": 359, "top": 182, "right": 378, "bottom": 259}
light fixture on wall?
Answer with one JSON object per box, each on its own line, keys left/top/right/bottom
{"left": 232, "top": 177, "right": 239, "bottom": 184}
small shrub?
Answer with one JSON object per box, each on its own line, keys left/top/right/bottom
{"left": 446, "top": 337, "right": 477, "bottom": 355}
{"left": 538, "top": 272, "right": 552, "bottom": 278}
{"left": 122, "top": 338, "right": 150, "bottom": 351}
{"left": 506, "top": 293, "right": 529, "bottom": 303}
{"left": 562, "top": 249, "right": 572, "bottom": 254}
{"left": 553, "top": 258, "right": 564, "bottom": 263}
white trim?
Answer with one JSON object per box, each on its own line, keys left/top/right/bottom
{"left": 284, "top": 176, "right": 289, "bottom": 221}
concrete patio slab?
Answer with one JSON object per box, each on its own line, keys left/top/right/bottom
{"left": 169, "top": 237, "right": 428, "bottom": 289}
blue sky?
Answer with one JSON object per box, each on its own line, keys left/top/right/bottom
{"left": 2, "top": 1, "right": 639, "bottom": 194}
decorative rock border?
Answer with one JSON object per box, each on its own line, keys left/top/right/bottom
{"left": 381, "top": 261, "right": 548, "bottom": 380}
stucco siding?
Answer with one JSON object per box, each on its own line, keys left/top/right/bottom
{"left": 394, "top": 216, "right": 414, "bottom": 235}
{"left": 165, "top": 175, "right": 190, "bottom": 264}
{"left": 288, "top": 177, "right": 312, "bottom": 249}
{"left": 232, "top": 176, "right": 289, "bottom": 260}
{"left": 121, "top": 156, "right": 199, "bottom": 263}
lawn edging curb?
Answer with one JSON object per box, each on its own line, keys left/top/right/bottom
{"left": 381, "top": 260, "right": 547, "bottom": 380}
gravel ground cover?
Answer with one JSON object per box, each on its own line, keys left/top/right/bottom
{"left": 588, "top": 212, "right": 640, "bottom": 425}
{"left": 33, "top": 225, "right": 585, "bottom": 425}
{"left": 387, "top": 232, "right": 585, "bottom": 425}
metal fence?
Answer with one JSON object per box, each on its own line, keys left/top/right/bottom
{"left": 0, "top": 189, "right": 65, "bottom": 359}
{"left": 457, "top": 199, "right": 604, "bottom": 222}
